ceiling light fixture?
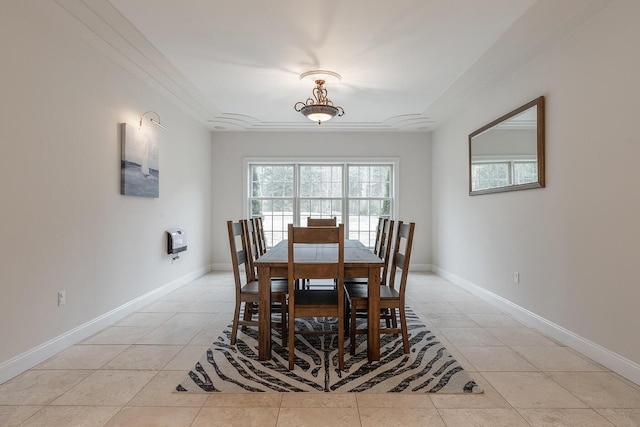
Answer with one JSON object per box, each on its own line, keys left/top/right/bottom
{"left": 139, "top": 111, "right": 167, "bottom": 130}
{"left": 294, "top": 72, "right": 344, "bottom": 125}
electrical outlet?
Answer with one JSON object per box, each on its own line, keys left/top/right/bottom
{"left": 514, "top": 272, "right": 520, "bottom": 284}
{"left": 58, "top": 290, "right": 66, "bottom": 306}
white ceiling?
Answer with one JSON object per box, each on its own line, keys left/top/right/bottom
{"left": 43, "top": 0, "right": 611, "bottom": 131}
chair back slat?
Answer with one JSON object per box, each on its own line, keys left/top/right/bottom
{"left": 373, "top": 217, "right": 385, "bottom": 256}
{"left": 307, "top": 217, "right": 337, "bottom": 227}
{"left": 253, "top": 217, "right": 267, "bottom": 255}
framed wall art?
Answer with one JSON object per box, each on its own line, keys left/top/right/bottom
{"left": 120, "top": 122, "right": 159, "bottom": 198}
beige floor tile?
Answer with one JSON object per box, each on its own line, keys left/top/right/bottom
{"left": 195, "top": 301, "right": 237, "bottom": 314}
{"left": 35, "top": 344, "right": 129, "bottom": 370}
{"left": 203, "top": 393, "right": 282, "bottom": 407}
{"left": 482, "top": 372, "right": 588, "bottom": 409}
{"left": 412, "top": 302, "right": 461, "bottom": 314}
{"left": 457, "top": 346, "right": 538, "bottom": 372}
{"left": 116, "top": 312, "right": 174, "bottom": 327}
{"left": 196, "top": 289, "right": 235, "bottom": 302}
{"left": 513, "top": 346, "right": 606, "bottom": 371}
{"left": 597, "top": 408, "right": 640, "bottom": 426}
{"left": 438, "top": 328, "right": 504, "bottom": 347}
{"left": 161, "top": 287, "right": 208, "bottom": 301}
{"left": 486, "top": 327, "right": 559, "bottom": 347}
{"left": 0, "top": 406, "right": 43, "bottom": 427}
{"left": 136, "top": 325, "right": 201, "bottom": 345}
{"left": 280, "top": 392, "right": 357, "bottom": 407}
{"left": 0, "top": 370, "right": 91, "bottom": 405}
{"left": 82, "top": 326, "right": 154, "bottom": 345}
{"left": 451, "top": 302, "right": 501, "bottom": 314}
{"left": 549, "top": 371, "right": 640, "bottom": 408}
{"left": 467, "top": 313, "right": 523, "bottom": 328}
{"left": 406, "top": 291, "right": 448, "bottom": 303}
{"left": 183, "top": 300, "right": 233, "bottom": 313}
{"left": 51, "top": 370, "right": 156, "bottom": 406}
{"left": 359, "top": 407, "right": 445, "bottom": 427}
{"left": 128, "top": 371, "right": 208, "bottom": 407}
{"left": 163, "top": 345, "right": 211, "bottom": 371}
{"left": 163, "top": 313, "right": 216, "bottom": 328}
{"left": 276, "top": 407, "right": 360, "bottom": 427}
{"left": 18, "top": 405, "right": 121, "bottom": 427}
{"left": 424, "top": 313, "right": 480, "bottom": 328}
{"left": 438, "top": 291, "right": 482, "bottom": 303}
{"left": 438, "top": 408, "right": 530, "bottom": 426}
{"left": 192, "top": 406, "right": 279, "bottom": 427}
{"left": 138, "top": 301, "right": 188, "bottom": 313}
{"left": 102, "top": 345, "right": 182, "bottom": 370}
{"left": 189, "top": 320, "right": 228, "bottom": 346}
{"left": 104, "top": 406, "right": 200, "bottom": 427}
{"left": 518, "top": 408, "right": 615, "bottom": 426}
{"left": 355, "top": 393, "right": 435, "bottom": 408}
{"left": 430, "top": 373, "right": 511, "bottom": 409}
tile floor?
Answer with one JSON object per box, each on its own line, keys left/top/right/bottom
{"left": 1, "top": 271, "right": 640, "bottom": 426}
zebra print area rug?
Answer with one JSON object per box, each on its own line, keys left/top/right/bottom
{"left": 176, "top": 309, "right": 482, "bottom": 393}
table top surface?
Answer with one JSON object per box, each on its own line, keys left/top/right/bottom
{"left": 254, "top": 239, "right": 384, "bottom": 266}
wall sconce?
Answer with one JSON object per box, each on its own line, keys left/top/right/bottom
{"left": 139, "top": 111, "right": 167, "bottom": 130}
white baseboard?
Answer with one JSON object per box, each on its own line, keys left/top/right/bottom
{"left": 0, "top": 265, "right": 211, "bottom": 385}
{"left": 432, "top": 266, "right": 640, "bottom": 387}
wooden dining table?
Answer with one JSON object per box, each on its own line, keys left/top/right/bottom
{"left": 254, "top": 239, "right": 385, "bottom": 362}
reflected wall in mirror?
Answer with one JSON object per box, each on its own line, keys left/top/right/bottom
{"left": 469, "top": 96, "right": 545, "bottom": 195}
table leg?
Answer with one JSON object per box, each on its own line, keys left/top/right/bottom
{"left": 367, "top": 266, "right": 381, "bottom": 361}
{"left": 258, "top": 266, "right": 272, "bottom": 360}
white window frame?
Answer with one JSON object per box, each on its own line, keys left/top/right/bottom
{"left": 243, "top": 157, "right": 399, "bottom": 248}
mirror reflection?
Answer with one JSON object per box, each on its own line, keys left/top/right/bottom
{"left": 469, "top": 96, "right": 545, "bottom": 195}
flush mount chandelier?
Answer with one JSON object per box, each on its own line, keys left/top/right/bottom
{"left": 294, "top": 71, "right": 345, "bottom": 125}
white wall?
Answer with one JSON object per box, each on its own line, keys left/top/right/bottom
{"left": 432, "top": 0, "right": 640, "bottom": 370}
{"left": 0, "top": 1, "right": 212, "bottom": 374}
{"left": 211, "top": 132, "right": 431, "bottom": 269}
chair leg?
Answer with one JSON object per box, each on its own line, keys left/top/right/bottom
{"left": 280, "top": 301, "right": 287, "bottom": 347}
{"left": 288, "top": 312, "right": 295, "bottom": 370}
{"left": 391, "top": 307, "right": 398, "bottom": 332}
{"left": 242, "top": 302, "right": 253, "bottom": 322}
{"left": 231, "top": 301, "right": 241, "bottom": 345}
{"left": 338, "top": 314, "right": 344, "bottom": 370}
{"left": 350, "top": 304, "right": 357, "bottom": 355}
{"left": 399, "top": 305, "right": 409, "bottom": 354}
{"left": 384, "top": 308, "right": 392, "bottom": 328}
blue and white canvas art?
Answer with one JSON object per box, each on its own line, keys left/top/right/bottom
{"left": 120, "top": 123, "right": 159, "bottom": 198}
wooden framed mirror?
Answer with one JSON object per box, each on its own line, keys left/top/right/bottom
{"left": 469, "top": 96, "right": 545, "bottom": 195}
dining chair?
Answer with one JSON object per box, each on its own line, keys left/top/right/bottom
{"left": 287, "top": 223, "right": 345, "bottom": 370}
{"left": 307, "top": 217, "right": 337, "bottom": 226}
{"left": 345, "top": 221, "right": 415, "bottom": 355}
{"left": 344, "top": 219, "right": 394, "bottom": 334}
{"left": 227, "top": 220, "right": 288, "bottom": 346}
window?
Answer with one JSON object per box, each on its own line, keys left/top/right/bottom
{"left": 348, "top": 165, "right": 392, "bottom": 246}
{"left": 299, "top": 165, "right": 343, "bottom": 224}
{"left": 248, "top": 162, "right": 394, "bottom": 248}
{"left": 471, "top": 160, "right": 537, "bottom": 191}
{"left": 249, "top": 165, "right": 294, "bottom": 247}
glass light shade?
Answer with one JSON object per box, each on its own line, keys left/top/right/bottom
{"left": 300, "top": 105, "right": 338, "bottom": 124}
{"left": 307, "top": 112, "right": 333, "bottom": 122}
